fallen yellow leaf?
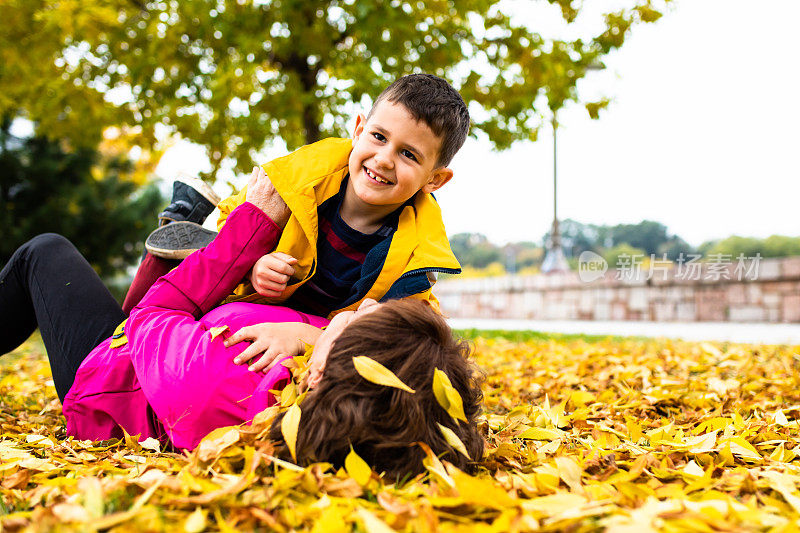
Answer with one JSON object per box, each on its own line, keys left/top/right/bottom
{"left": 281, "top": 403, "right": 301, "bottom": 461}
{"left": 432, "top": 368, "right": 467, "bottom": 422}
{"left": 345, "top": 446, "right": 372, "bottom": 486}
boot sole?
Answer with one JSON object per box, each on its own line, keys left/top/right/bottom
{"left": 145, "top": 222, "right": 218, "bottom": 260}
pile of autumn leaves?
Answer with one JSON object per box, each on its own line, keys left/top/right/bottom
{"left": 3, "top": 334, "right": 800, "bottom": 532}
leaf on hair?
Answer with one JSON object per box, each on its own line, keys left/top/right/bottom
{"left": 352, "top": 356, "right": 415, "bottom": 393}
{"left": 432, "top": 368, "right": 467, "bottom": 423}
{"left": 345, "top": 445, "right": 372, "bottom": 486}
{"left": 281, "top": 403, "right": 301, "bottom": 461}
{"left": 437, "top": 423, "right": 470, "bottom": 459}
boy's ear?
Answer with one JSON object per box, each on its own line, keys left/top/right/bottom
{"left": 422, "top": 167, "right": 453, "bottom": 194}
{"left": 352, "top": 114, "right": 366, "bottom": 145}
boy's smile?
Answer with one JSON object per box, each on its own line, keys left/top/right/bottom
{"left": 343, "top": 101, "right": 453, "bottom": 233}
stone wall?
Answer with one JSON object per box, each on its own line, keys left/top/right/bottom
{"left": 434, "top": 256, "right": 800, "bottom": 323}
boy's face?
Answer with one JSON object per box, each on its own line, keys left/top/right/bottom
{"left": 346, "top": 101, "right": 453, "bottom": 216}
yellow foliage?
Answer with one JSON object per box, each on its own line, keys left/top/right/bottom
{"left": 3, "top": 333, "right": 800, "bottom": 530}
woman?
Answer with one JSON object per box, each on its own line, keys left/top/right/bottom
{"left": 0, "top": 171, "right": 483, "bottom": 477}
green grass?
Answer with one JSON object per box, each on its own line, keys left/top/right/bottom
{"left": 454, "top": 328, "right": 653, "bottom": 343}
{"left": 0, "top": 332, "right": 44, "bottom": 368}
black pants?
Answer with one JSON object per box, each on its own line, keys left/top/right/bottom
{"left": 0, "top": 234, "right": 125, "bottom": 402}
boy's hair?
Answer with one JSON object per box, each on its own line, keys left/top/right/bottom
{"left": 269, "top": 298, "right": 484, "bottom": 479}
{"left": 369, "top": 73, "right": 470, "bottom": 168}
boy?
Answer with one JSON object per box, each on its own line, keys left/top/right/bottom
{"left": 131, "top": 73, "right": 468, "bottom": 369}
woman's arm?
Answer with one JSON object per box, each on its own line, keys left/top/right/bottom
{"left": 133, "top": 202, "right": 279, "bottom": 317}
{"left": 133, "top": 167, "right": 289, "bottom": 317}
{"left": 124, "top": 202, "right": 281, "bottom": 449}
{"left": 124, "top": 168, "right": 295, "bottom": 449}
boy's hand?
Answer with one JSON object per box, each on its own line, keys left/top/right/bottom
{"left": 250, "top": 252, "right": 297, "bottom": 297}
{"left": 226, "top": 323, "right": 305, "bottom": 372}
{"left": 246, "top": 166, "right": 290, "bottom": 228}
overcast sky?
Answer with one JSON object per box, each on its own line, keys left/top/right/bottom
{"left": 440, "top": 0, "right": 800, "bottom": 246}
{"left": 156, "top": 0, "right": 800, "bottom": 246}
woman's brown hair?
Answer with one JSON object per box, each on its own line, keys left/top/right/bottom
{"left": 269, "top": 298, "right": 484, "bottom": 479}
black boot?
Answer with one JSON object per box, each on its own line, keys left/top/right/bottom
{"left": 146, "top": 177, "right": 221, "bottom": 259}
{"left": 158, "top": 177, "right": 221, "bottom": 226}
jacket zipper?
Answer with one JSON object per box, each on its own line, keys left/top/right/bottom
{"left": 397, "top": 267, "right": 461, "bottom": 280}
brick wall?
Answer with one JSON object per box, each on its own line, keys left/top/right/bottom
{"left": 435, "top": 257, "right": 800, "bottom": 323}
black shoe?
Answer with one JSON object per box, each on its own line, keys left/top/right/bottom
{"left": 158, "top": 177, "right": 221, "bottom": 226}
{"left": 145, "top": 222, "right": 218, "bottom": 260}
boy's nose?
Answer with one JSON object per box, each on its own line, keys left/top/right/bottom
{"left": 373, "top": 149, "right": 394, "bottom": 169}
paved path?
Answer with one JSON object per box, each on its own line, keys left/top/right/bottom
{"left": 447, "top": 318, "right": 800, "bottom": 345}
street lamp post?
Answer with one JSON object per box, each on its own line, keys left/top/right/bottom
{"left": 541, "top": 114, "right": 570, "bottom": 273}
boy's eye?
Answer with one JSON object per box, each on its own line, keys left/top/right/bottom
{"left": 371, "top": 132, "right": 386, "bottom": 142}
{"left": 401, "top": 149, "right": 418, "bottom": 162}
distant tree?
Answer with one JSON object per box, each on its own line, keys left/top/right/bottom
{"left": 603, "top": 243, "right": 646, "bottom": 270}
{"left": 707, "top": 235, "right": 800, "bottom": 259}
{"left": 697, "top": 239, "right": 719, "bottom": 257}
{"left": 542, "top": 219, "right": 688, "bottom": 258}
{"left": 657, "top": 237, "right": 696, "bottom": 261}
{"left": 0, "top": 0, "right": 673, "bottom": 179}
{"left": 597, "top": 220, "right": 670, "bottom": 256}
{"left": 513, "top": 244, "right": 544, "bottom": 270}
{"left": 542, "top": 218, "right": 599, "bottom": 258}
{"left": 464, "top": 244, "right": 504, "bottom": 270}
{"left": 449, "top": 233, "right": 488, "bottom": 263}
{"left": 762, "top": 235, "right": 800, "bottom": 258}
{"left": 451, "top": 232, "right": 536, "bottom": 270}
{"left": 0, "top": 119, "right": 163, "bottom": 280}
{"left": 706, "top": 236, "right": 763, "bottom": 260}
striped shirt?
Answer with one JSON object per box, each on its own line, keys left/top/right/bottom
{"left": 287, "top": 178, "right": 395, "bottom": 316}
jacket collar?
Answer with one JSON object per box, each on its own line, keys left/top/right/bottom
{"left": 263, "top": 137, "right": 461, "bottom": 312}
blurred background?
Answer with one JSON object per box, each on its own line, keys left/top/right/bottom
{"left": 2, "top": 0, "right": 797, "bottom": 329}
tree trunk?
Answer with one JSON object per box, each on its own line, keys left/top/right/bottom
{"left": 303, "top": 102, "right": 320, "bottom": 145}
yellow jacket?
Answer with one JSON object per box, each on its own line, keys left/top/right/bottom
{"left": 217, "top": 137, "right": 461, "bottom": 317}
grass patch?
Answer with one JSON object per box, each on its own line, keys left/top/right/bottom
{"left": 454, "top": 327, "right": 652, "bottom": 343}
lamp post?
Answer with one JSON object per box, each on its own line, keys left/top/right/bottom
{"left": 541, "top": 114, "right": 570, "bottom": 273}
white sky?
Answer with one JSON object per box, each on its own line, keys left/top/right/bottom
{"left": 157, "top": 0, "right": 800, "bottom": 246}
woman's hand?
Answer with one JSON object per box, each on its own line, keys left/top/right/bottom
{"left": 246, "top": 166, "right": 290, "bottom": 228}
{"left": 225, "top": 322, "right": 323, "bottom": 373}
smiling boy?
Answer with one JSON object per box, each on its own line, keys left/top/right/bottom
{"left": 213, "top": 74, "right": 469, "bottom": 318}
{"left": 343, "top": 94, "right": 455, "bottom": 233}
{"left": 137, "top": 74, "right": 468, "bottom": 371}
